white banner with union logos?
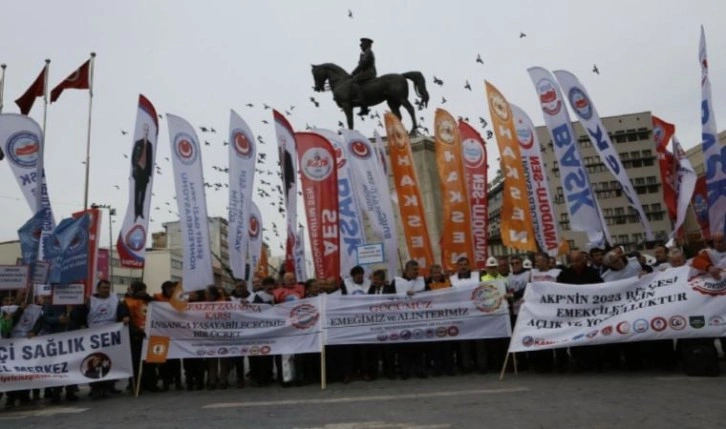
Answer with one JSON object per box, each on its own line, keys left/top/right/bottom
{"left": 509, "top": 265, "right": 726, "bottom": 353}
{"left": 0, "top": 323, "right": 132, "bottom": 392}
{"left": 325, "top": 283, "right": 511, "bottom": 345}
{"left": 144, "top": 297, "right": 322, "bottom": 361}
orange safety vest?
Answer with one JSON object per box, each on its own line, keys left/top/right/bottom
{"left": 124, "top": 296, "right": 149, "bottom": 329}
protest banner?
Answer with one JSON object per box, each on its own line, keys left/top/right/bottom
{"left": 325, "top": 283, "right": 511, "bottom": 345}
{"left": 0, "top": 323, "right": 132, "bottom": 392}
{"left": 0, "top": 265, "right": 30, "bottom": 290}
{"left": 143, "top": 297, "right": 323, "bottom": 362}
{"left": 509, "top": 265, "right": 726, "bottom": 353}
{"left": 52, "top": 283, "right": 85, "bottom": 305}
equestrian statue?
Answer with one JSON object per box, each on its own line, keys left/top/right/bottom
{"left": 311, "top": 38, "right": 429, "bottom": 134}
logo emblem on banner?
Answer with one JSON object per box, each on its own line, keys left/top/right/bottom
{"left": 438, "top": 119, "right": 456, "bottom": 144}
{"left": 174, "top": 134, "right": 198, "bottom": 165}
{"left": 616, "top": 321, "right": 630, "bottom": 334}
{"left": 68, "top": 228, "right": 88, "bottom": 254}
{"left": 669, "top": 315, "right": 686, "bottom": 330}
{"left": 489, "top": 93, "right": 510, "bottom": 121}
{"left": 471, "top": 284, "right": 502, "bottom": 313}
{"left": 248, "top": 214, "right": 260, "bottom": 239}
{"left": 514, "top": 120, "right": 534, "bottom": 150}
{"left": 633, "top": 319, "right": 649, "bottom": 333}
{"left": 7, "top": 132, "right": 40, "bottom": 168}
{"left": 232, "top": 130, "right": 253, "bottom": 159}
{"left": 650, "top": 316, "right": 667, "bottom": 332}
{"left": 300, "top": 148, "right": 333, "bottom": 181}
{"left": 81, "top": 352, "right": 113, "bottom": 379}
{"left": 462, "top": 139, "right": 485, "bottom": 168}
{"left": 536, "top": 78, "right": 562, "bottom": 116}
{"left": 125, "top": 225, "right": 146, "bottom": 251}
{"left": 390, "top": 123, "right": 408, "bottom": 149}
{"left": 689, "top": 274, "right": 726, "bottom": 296}
{"left": 348, "top": 140, "right": 371, "bottom": 159}
{"left": 289, "top": 303, "right": 319, "bottom": 329}
{"left": 568, "top": 88, "right": 593, "bottom": 120}
{"left": 689, "top": 315, "right": 705, "bottom": 329}
{"left": 653, "top": 125, "right": 665, "bottom": 145}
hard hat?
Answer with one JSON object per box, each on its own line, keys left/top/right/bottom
{"left": 486, "top": 256, "right": 498, "bottom": 267}
{"left": 522, "top": 259, "right": 533, "bottom": 269}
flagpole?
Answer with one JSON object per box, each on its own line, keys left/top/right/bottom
{"left": 0, "top": 64, "right": 6, "bottom": 113}
{"left": 37, "top": 59, "right": 50, "bottom": 211}
{"left": 83, "top": 52, "right": 96, "bottom": 210}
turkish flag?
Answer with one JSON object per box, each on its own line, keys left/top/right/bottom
{"left": 50, "top": 59, "right": 91, "bottom": 102}
{"left": 15, "top": 64, "right": 47, "bottom": 115}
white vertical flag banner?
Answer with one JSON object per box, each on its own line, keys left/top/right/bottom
{"left": 116, "top": 95, "right": 159, "bottom": 268}
{"left": 248, "top": 201, "right": 263, "bottom": 278}
{"left": 528, "top": 67, "right": 610, "bottom": 248}
{"left": 228, "top": 110, "right": 256, "bottom": 280}
{"left": 699, "top": 26, "right": 725, "bottom": 236}
{"left": 314, "top": 129, "right": 367, "bottom": 277}
{"left": 167, "top": 114, "right": 214, "bottom": 291}
{"left": 554, "top": 70, "right": 654, "bottom": 241}
{"left": 373, "top": 131, "right": 400, "bottom": 279}
{"left": 0, "top": 113, "right": 56, "bottom": 258}
{"left": 511, "top": 104, "right": 562, "bottom": 256}
{"left": 343, "top": 129, "right": 398, "bottom": 278}
{"left": 671, "top": 136, "right": 697, "bottom": 238}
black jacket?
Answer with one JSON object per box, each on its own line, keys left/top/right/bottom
{"left": 556, "top": 266, "right": 604, "bottom": 285}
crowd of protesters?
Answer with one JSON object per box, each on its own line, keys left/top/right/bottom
{"left": 1, "top": 233, "right": 724, "bottom": 409}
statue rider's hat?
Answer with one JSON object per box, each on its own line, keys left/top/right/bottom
{"left": 360, "top": 37, "right": 373, "bottom": 45}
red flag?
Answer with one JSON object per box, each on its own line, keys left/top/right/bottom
{"left": 15, "top": 64, "right": 47, "bottom": 115}
{"left": 458, "top": 120, "right": 489, "bottom": 270}
{"left": 294, "top": 132, "right": 340, "bottom": 280}
{"left": 652, "top": 116, "right": 676, "bottom": 221}
{"left": 50, "top": 59, "right": 91, "bottom": 102}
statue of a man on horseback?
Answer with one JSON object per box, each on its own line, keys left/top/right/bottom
{"left": 311, "top": 38, "right": 429, "bottom": 135}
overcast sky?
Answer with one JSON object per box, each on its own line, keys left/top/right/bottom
{"left": 0, "top": 0, "right": 724, "bottom": 256}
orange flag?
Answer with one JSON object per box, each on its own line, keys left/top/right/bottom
{"left": 434, "top": 109, "right": 474, "bottom": 271}
{"left": 485, "top": 82, "right": 537, "bottom": 252}
{"left": 146, "top": 336, "right": 170, "bottom": 363}
{"left": 385, "top": 113, "right": 434, "bottom": 273}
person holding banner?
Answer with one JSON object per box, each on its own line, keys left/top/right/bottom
{"left": 691, "top": 233, "right": 726, "bottom": 280}
{"left": 122, "top": 281, "right": 158, "bottom": 393}
{"left": 391, "top": 260, "right": 428, "bottom": 379}
{"left": 451, "top": 256, "right": 487, "bottom": 374}
{"left": 339, "top": 266, "right": 372, "bottom": 383}
{"left": 601, "top": 251, "right": 644, "bottom": 282}
{"left": 83, "top": 279, "right": 129, "bottom": 398}
{"left": 153, "top": 281, "right": 183, "bottom": 391}
{"left": 530, "top": 252, "right": 560, "bottom": 282}
{"left": 4, "top": 295, "right": 39, "bottom": 409}
{"left": 426, "top": 265, "right": 455, "bottom": 377}
{"left": 367, "top": 269, "right": 397, "bottom": 379}
{"left": 274, "top": 273, "right": 305, "bottom": 386}
{"left": 250, "top": 276, "right": 276, "bottom": 387}
{"left": 556, "top": 251, "right": 604, "bottom": 372}
{"left": 39, "top": 297, "right": 84, "bottom": 403}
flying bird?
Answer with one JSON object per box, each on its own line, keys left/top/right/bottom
{"left": 338, "top": 120, "right": 344, "bottom": 128}
{"left": 285, "top": 110, "right": 292, "bottom": 116}
{"left": 348, "top": 9, "right": 353, "bottom": 18}
{"left": 263, "top": 103, "right": 270, "bottom": 110}
{"left": 479, "top": 117, "right": 488, "bottom": 128}
{"left": 158, "top": 114, "right": 163, "bottom": 119}
{"left": 486, "top": 130, "right": 494, "bottom": 139}
{"left": 464, "top": 80, "right": 471, "bottom": 91}
{"left": 519, "top": 32, "right": 527, "bottom": 38}
{"left": 476, "top": 54, "right": 484, "bottom": 64}
{"left": 441, "top": 96, "right": 447, "bottom": 104}
{"left": 114, "top": 185, "right": 120, "bottom": 190}
{"left": 210, "top": 127, "right": 216, "bottom": 133}
{"left": 262, "top": 119, "right": 269, "bottom": 124}
{"left": 123, "top": 154, "right": 128, "bottom": 159}
{"left": 204, "top": 141, "right": 211, "bottom": 146}
{"left": 433, "top": 76, "right": 444, "bottom": 86}
{"left": 310, "top": 97, "right": 320, "bottom": 108}
{"left": 246, "top": 103, "right": 254, "bottom": 108}
{"left": 592, "top": 64, "right": 599, "bottom": 75}
{"left": 289, "top": 105, "right": 295, "bottom": 111}
{"left": 120, "top": 129, "right": 128, "bottom": 136}
{"left": 199, "top": 126, "right": 209, "bottom": 133}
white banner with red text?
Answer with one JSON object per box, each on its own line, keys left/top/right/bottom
{"left": 143, "top": 297, "right": 323, "bottom": 361}
{"left": 325, "top": 283, "right": 511, "bottom": 345}
{"left": 509, "top": 266, "right": 726, "bottom": 353}
{"left": 0, "top": 323, "right": 132, "bottom": 392}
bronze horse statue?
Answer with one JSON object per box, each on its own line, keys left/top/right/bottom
{"left": 311, "top": 63, "right": 429, "bottom": 134}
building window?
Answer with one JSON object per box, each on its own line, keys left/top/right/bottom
{"left": 620, "top": 152, "right": 630, "bottom": 160}
{"left": 619, "top": 234, "right": 629, "bottom": 243}
{"left": 171, "top": 260, "right": 183, "bottom": 270}
{"left": 642, "top": 149, "right": 653, "bottom": 158}
{"left": 646, "top": 176, "right": 657, "bottom": 184}
{"left": 614, "top": 207, "right": 625, "bottom": 216}
{"left": 560, "top": 213, "right": 568, "bottom": 222}
{"left": 634, "top": 177, "right": 645, "bottom": 186}
{"left": 651, "top": 203, "right": 662, "bottom": 212}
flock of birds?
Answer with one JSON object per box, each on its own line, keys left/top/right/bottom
{"left": 105, "top": 8, "right": 602, "bottom": 252}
